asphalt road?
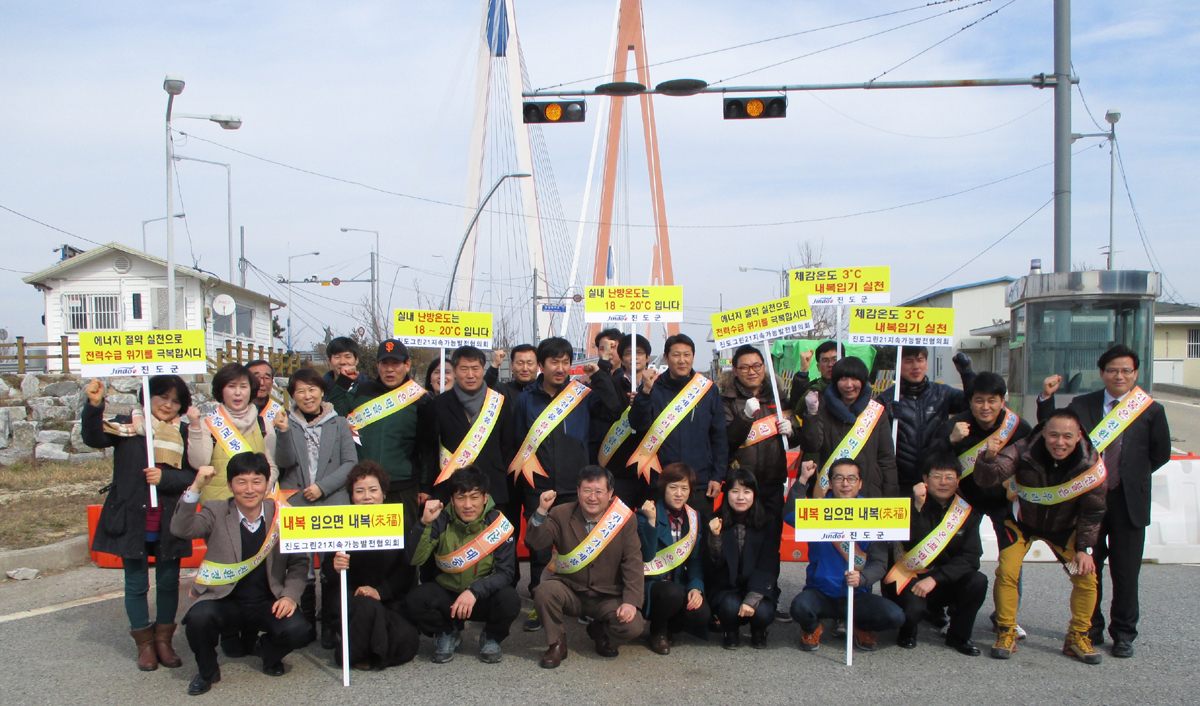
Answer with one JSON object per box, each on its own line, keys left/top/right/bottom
{"left": 1154, "top": 391, "right": 1200, "bottom": 455}
{"left": 1, "top": 561, "right": 1197, "bottom": 706}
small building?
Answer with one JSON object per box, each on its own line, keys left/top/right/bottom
{"left": 901, "top": 277, "right": 1016, "bottom": 381}
{"left": 22, "top": 242, "right": 283, "bottom": 371}
{"left": 1152, "top": 302, "right": 1200, "bottom": 391}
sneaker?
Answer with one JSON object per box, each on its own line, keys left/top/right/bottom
{"left": 991, "top": 614, "right": 1026, "bottom": 640}
{"left": 833, "top": 620, "right": 846, "bottom": 638}
{"left": 578, "top": 615, "right": 593, "bottom": 625}
{"left": 938, "top": 623, "right": 950, "bottom": 638}
{"left": 991, "top": 628, "right": 1019, "bottom": 659}
{"left": 1063, "top": 631, "right": 1102, "bottom": 665}
{"left": 432, "top": 629, "right": 461, "bottom": 664}
{"left": 1015, "top": 625, "right": 1027, "bottom": 640}
{"left": 852, "top": 629, "right": 878, "bottom": 651}
{"left": 478, "top": 634, "right": 503, "bottom": 664}
{"left": 774, "top": 609, "right": 793, "bottom": 624}
{"left": 523, "top": 609, "right": 542, "bottom": 632}
{"left": 799, "top": 623, "right": 822, "bottom": 652}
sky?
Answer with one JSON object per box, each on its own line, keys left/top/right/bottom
{"left": 1, "top": 0, "right": 1197, "bottom": 358}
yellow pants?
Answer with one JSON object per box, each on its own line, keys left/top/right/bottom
{"left": 995, "top": 520, "right": 1097, "bottom": 634}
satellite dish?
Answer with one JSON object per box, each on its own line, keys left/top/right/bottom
{"left": 212, "top": 294, "right": 236, "bottom": 316}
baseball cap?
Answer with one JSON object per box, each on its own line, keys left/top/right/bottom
{"left": 376, "top": 339, "right": 410, "bottom": 363}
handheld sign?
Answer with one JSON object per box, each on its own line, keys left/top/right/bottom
{"left": 279, "top": 504, "right": 405, "bottom": 688}
{"left": 393, "top": 309, "right": 494, "bottom": 350}
{"left": 584, "top": 285, "right": 683, "bottom": 324}
{"left": 848, "top": 306, "right": 954, "bottom": 347}
{"left": 710, "top": 296, "right": 813, "bottom": 348}
{"left": 78, "top": 330, "right": 207, "bottom": 509}
{"left": 788, "top": 266, "right": 890, "bottom": 306}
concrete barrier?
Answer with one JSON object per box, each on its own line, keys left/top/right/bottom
{"left": 0, "top": 535, "right": 90, "bottom": 577}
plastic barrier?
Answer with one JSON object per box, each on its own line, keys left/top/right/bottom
{"left": 87, "top": 504, "right": 208, "bottom": 569}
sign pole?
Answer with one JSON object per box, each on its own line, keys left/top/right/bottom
{"left": 760, "top": 341, "right": 789, "bottom": 456}
{"left": 891, "top": 349, "right": 902, "bottom": 442}
{"left": 140, "top": 376, "right": 158, "bottom": 508}
{"left": 439, "top": 347, "right": 446, "bottom": 394}
{"left": 846, "top": 539, "right": 855, "bottom": 667}
{"left": 836, "top": 306, "right": 843, "bottom": 357}
{"left": 340, "top": 567, "right": 351, "bottom": 687}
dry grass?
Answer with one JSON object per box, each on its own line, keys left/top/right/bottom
{"left": 0, "top": 458, "right": 110, "bottom": 491}
{"left": 0, "top": 493, "right": 95, "bottom": 550}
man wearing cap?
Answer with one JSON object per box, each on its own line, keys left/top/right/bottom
{"left": 328, "top": 339, "right": 436, "bottom": 517}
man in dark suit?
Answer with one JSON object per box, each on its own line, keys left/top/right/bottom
{"left": 1037, "top": 344, "right": 1171, "bottom": 658}
{"left": 172, "top": 452, "right": 310, "bottom": 695}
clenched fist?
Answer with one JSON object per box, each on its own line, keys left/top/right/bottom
{"left": 191, "top": 466, "right": 216, "bottom": 493}
{"left": 1042, "top": 374, "right": 1062, "bottom": 400}
{"left": 492, "top": 348, "right": 507, "bottom": 367}
{"left": 984, "top": 435, "right": 1004, "bottom": 459}
{"left": 641, "top": 500, "right": 657, "bottom": 526}
{"left": 798, "top": 460, "right": 817, "bottom": 485}
{"left": 85, "top": 378, "right": 105, "bottom": 406}
{"left": 273, "top": 410, "right": 289, "bottom": 432}
{"left": 640, "top": 368, "right": 658, "bottom": 393}
{"left": 912, "top": 482, "right": 927, "bottom": 511}
{"left": 709, "top": 517, "right": 723, "bottom": 535}
{"left": 949, "top": 421, "right": 971, "bottom": 444}
{"left": 805, "top": 390, "right": 820, "bottom": 415}
{"left": 743, "top": 397, "right": 761, "bottom": 418}
{"left": 538, "top": 490, "right": 557, "bottom": 514}
{"left": 422, "top": 499, "right": 444, "bottom": 525}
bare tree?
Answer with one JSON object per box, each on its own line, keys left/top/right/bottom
{"left": 785, "top": 239, "right": 837, "bottom": 340}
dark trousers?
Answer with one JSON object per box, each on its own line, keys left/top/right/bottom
{"left": 1092, "top": 488, "right": 1145, "bottom": 643}
{"left": 123, "top": 548, "right": 181, "bottom": 630}
{"left": 184, "top": 597, "right": 309, "bottom": 678}
{"left": 893, "top": 571, "right": 988, "bottom": 642}
{"left": 712, "top": 589, "right": 775, "bottom": 633}
{"left": 384, "top": 484, "right": 421, "bottom": 522}
{"left": 757, "top": 480, "right": 785, "bottom": 533}
{"left": 524, "top": 491, "right": 575, "bottom": 595}
{"left": 406, "top": 581, "right": 521, "bottom": 642}
{"left": 689, "top": 487, "right": 715, "bottom": 523}
{"left": 612, "top": 476, "right": 647, "bottom": 511}
{"left": 791, "top": 587, "right": 904, "bottom": 633}
{"left": 645, "top": 580, "right": 710, "bottom": 635}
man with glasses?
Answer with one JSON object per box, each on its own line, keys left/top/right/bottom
{"left": 630, "top": 333, "right": 727, "bottom": 518}
{"left": 247, "top": 360, "right": 278, "bottom": 418}
{"left": 1037, "top": 344, "right": 1170, "bottom": 658}
{"left": 788, "top": 341, "right": 837, "bottom": 414}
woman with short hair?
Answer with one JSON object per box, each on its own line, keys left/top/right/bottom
{"left": 187, "top": 363, "right": 278, "bottom": 501}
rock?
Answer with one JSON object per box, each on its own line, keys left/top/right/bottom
{"left": 109, "top": 377, "right": 142, "bottom": 394}
{"left": 31, "top": 404, "right": 73, "bottom": 422}
{"left": 42, "top": 380, "right": 81, "bottom": 397}
{"left": 20, "top": 374, "right": 41, "bottom": 397}
{"left": 192, "top": 392, "right": 211, "bottom": 405}
{"left": 11, "top": 420, "right": 38, "bottom": 448}
{"left": 0, "top": 409, "right": 8, "bottom": 450}
{"left": 4, "top": 406, "right": 27, "bottom": 422}
{"left": 69, "top": 421, "right": 99, "bottom": 453}
{"left": 36, "top": 429, "right": 72, "bottom": 445}
{"left": 105, "top": 393, "right": 138, "bottom": 407}
{"left": 70, "top": 452, "right": 106, "bottom": 462}
{"left": 5, "top": 568, "right": 40, "bottom": 581}
{"left": 0, "top": 447, "right": 32, "bottom": 466}
{"left": 34, "top": 442, "right": 70, "bottom": 461}
{"left": 0, "top": 376, "right": 9, "bottom": 397}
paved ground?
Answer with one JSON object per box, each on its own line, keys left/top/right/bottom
{"left": 1, "top": 561, "right": 1197, "bottom": 706}
{"left": 1153, "top": 391, "right": 1200, "bottom": 455}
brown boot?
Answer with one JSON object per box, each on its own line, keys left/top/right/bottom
{"left": 131, "top": 625, "right": 158, "bottom": 671}
{"left": 154, "top": 623, "right": 183, "bottom": 668}
{"left": 539, "top": 638, "right": 568, "bottom": 669}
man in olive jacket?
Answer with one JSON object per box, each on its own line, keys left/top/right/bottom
{"left": 172, "top": 452, "right": 310, "bottom": 695}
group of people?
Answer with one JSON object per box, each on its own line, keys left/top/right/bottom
{"left": 85, "top": 326, "right": 1170, "bottom": 693}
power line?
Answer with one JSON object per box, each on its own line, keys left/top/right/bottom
{"left": 1113, "top": 140, "right": 1186, "bottom": 304}
{"left": 0, "top": 203, "right": 105, "bottom": 246}
{"left": 868, "top": 0, "right": 1017, "bottom": 82}
{"left": 804, "top": 92, "right": 1050, "bottom": 139}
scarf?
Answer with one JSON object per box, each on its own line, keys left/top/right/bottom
{"left": 109, "top": 409, "right": 185, "bottom": 469}
{"left": 900, "top": 376, "right": 929, "bottom": 399}
{"left": 666, "top": 506, "right": 686, "bottom": 543}
{"left": 823, "top": 383, "right": 869, "bottom": 424}
{"left": 290, "top": 402, "right": 336, "bottom": 485}
{"left": 455, "top": 384, "right": 488, "bottom": 423}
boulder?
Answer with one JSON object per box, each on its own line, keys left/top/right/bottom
{"left": 20, "top": 374, "right": 41, "bottom": 397}
{"left": 109, "top": 377, "right": 142, "bottom": 394}
{"left": 4, "top": 406, "right": 27, "bottom": 422}
{"left": 0, "top": 409, "right": 8, "bottom": 449}
{"left": 70, "top": 452, "right": 106, "bottom": 463}
{"left": 0, "top": 447, "right": 32, "bottom": 466}
{"left": 31, "top": 403, "right": 73, "bottom": 422}
{"left": 105, "top": 393, "right": 139, "bottom": 407}
{"left": 42, "top": 380, "right": 81, "bottom": 397}
{"left": 36, "top": 429, "right": 72, "bottom": 446}
{"left": 0, "top": 376, "right": 9, "bottom": 397}
{"left": 35, "top": 442, "right": 70, "bottom": 461}
{"left": 70, "top": 421, "right": 100, "bottom": 453}
{"left": 11, "top": 420, "right": 38, "bottom": 448}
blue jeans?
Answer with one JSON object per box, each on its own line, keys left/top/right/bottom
{"left": 711, "top": 589, "right": 776, "bottom": 632}
{"left": 123, "top": 547, "right": 181, "bottom": 631}
{"left": 791, "top": 586, "right": 904, "bottom": 633}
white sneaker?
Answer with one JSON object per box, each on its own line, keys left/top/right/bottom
{"left": 578, "top": 615, "right": 593, "bottom": 625}
{"left": 1015, "top": 625, "right": 1027, "bottom": 640}
{"left": 938, "top": 624, "right": 950, "bottom": 638}
{"left": 833, "top": 620, "right": 846, "bottom": 638}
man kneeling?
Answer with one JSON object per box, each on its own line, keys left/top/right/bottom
{"left": 526, "top": 466, "right": 644, "bottom": 668}
{"left": 173, "top": 452, "right": 310, "bottom": 695}
{"left": 406, "top": 466, "right": 520, "bottom": 664}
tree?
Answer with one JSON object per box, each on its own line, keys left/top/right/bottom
{"left": 272, "top": 315, "right": 285, "bottom": 343}
{"left": 785, "top": 239, "right": 837, "bottom": 340}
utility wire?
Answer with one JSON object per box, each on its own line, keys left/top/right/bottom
{"left": 0, "top": 203, "right": 105, "bottom": 246}
{"left": 868, "top": 0, "right": 1016, "bottom": 82}
{"left": 805, "top": 92, "right": 1050, "bottom": 139}
{"left": 1113, "top": 141, "right": 1186, "bottom": 304}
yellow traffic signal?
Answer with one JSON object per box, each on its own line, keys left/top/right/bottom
{"left": 724, "top": 96, "right": 786, "bottom": 120}
{"left": 523, "top": 101, "right": 586, "bottom": 124}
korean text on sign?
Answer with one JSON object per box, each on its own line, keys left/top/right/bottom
{"left": 788, "top": 266, "right": 891, "bottom": 306}
{"left": 583, "top": 286, "right": 684, "bottom": 324}
{"left": 792, "top": 498, "right": 911, "bottom": 542}
{"left": 847, "top": 306, "right": 955, "bottom": 347}
{"left": 710, "top": 296, "right": 814, "bottom": 348}
{"left": 78, "top": 329, "right": 207, "bottom": 377}
{"left": 278, "top": 504, "right": 406, "bottom": 554}
{"left": 393, "top": 309, "right": 494, "bottom": 350}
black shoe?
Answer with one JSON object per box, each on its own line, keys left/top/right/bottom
{"left": 220, "top": 637, "right": 247, "bottom": 659}
{"left": 1111, "top": 640, "right": 1134, "bottom": 658}
{"left": 320, "top": 624, "right": 336, "bottom": 650}
{"left": 722, "top": 630, "right": 740, "bottom": 650}
{"left": 263, "top": 662, "right": 286, "bottom": 677}
{"left": 1090, "top": 630, "right": 1106, "bottom": 646}
{"left": 586, "top": 620, "right": 618, "bottom": 658}
{"left": 750, "top": 629, "right": 768, "bottom": 649}
{"left": 897, "top": 634, "right": 917, "bottom": 649}
{"left": 946, "top": 637, "right": 981, "bottom": 656}
{"left": 187, "top": 670, "right": 220, "bottom": 696}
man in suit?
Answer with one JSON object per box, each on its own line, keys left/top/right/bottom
{"left": 525, "top": 466, "right": 644, "bottom": 668}
{"left": 172, "top": 452, "right": 310, "bottom": 695}
{"left": 1038, "top": 344, "right": 1171, "bottom": 658}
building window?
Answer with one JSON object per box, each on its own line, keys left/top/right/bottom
{"left": 65, "top": 293, "right": 121, "bottom": 331}
{"left": 215, "top": 302, "right": 255, "bottom": 339}
{"left": 131, "top": 293, "right": 143, "bottom": 320}
{"left": 1189, "top": 328, "right": 1200, "bottom": 359}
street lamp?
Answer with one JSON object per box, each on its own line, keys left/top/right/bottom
{"left": 142, "top": 213, "right": 184, "bottom": 253}
{"left": 287, "top": 251, "right": 319, "bottom": 350}
{"left": 443, "top": 173, "right": 532, "bottom": 309}
{"left": 163, "top": 73, "right": 241, "bottom": 329}
{"left": 174, "top": 155, "right": 234, "bottom": 281}
{"left": 340, "top": 228, "right": 381, "bottom": 337}
{"left": 738, "top": 265, "right": 788, "bottom": 298}
{"left": 1072, "top": 107, "right": 1121, "bottom": 270}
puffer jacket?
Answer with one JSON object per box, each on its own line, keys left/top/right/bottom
{"left": 630, "top": 370, "right": 728, "bottom": 487}
{"left": 972, "top": 424, "right": 1106, "bottom": 551}
{"left": 800, "top": 385, "right": 899, "bottom": 498}
{"left": 875, "top": 361, "right": 976, "bottom": 490}
{"left": 720, "top": 373, "right": 798, "bottom": 486}
{"left": 408, "top": 497, "right": 516, "bottom": 597}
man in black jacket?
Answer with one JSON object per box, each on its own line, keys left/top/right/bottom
{"left": 592, "top": 333, "right": 651, "bottom": 509}
{"left": 876, "top": 346, "right": 976, "bottom": 493}
{"left": 886, "top": 453, "right": 987, "bottom": 656}
{"left": 1037, "top": 344, "right": 1171, "bottom": 658}
{"left": 484, "top": 343, "right": 539, "bottom": 401}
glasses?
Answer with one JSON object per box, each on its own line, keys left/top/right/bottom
{"left": 1103, "top": 368, "right": 1135, "bottom": 376}
{"left": 736, "top": 363, "right": 764, "bottom": 373}
{"left": 818, "top": 356, "right": 838, "bottom": 365}
{"left": 578, "top": 488, "right": 610, "bottom": 498}
{"left": 926, "top": 473, "right": 958, "bottom": 482}
{"left": 831, "top": 476, "right": 860, "bottom": 484}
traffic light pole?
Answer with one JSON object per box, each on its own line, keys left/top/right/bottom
{"left": 524, "top": 75, "right": 1072, "bottom": 98}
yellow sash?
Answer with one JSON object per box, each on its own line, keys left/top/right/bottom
{"left": 258, "top": 399, "right": 283, "bottom": 424}
{"left": 643, "top": 505, "right": 698, "bottom": 576}
{"left": 884, "top": 496, "right": 972, "bottom": 592}
{"left": 205, "top": 406, "right": 253, "bottom": 457}
{"left": 436, "top": 388, "right": 504, "bottom": 485}
{"left": 834, "top": 541, "right": 867, "bottom": 569}
{"left": 434, "top": 514, "right": 514, "bottom": 573}
{"left": 347, "top": 379, "right": 425, "bottom": 431}
{"left": 551, "top": 499, "right": 633, "bottom": 574}
{"left": 598, "top": 408, "right": 633, "bottom": 466}
{"left": 1009, "top": 460, "right": 1107, "bottom": 506}
{"left": 959, "top": 410, "right": 1019, "bottom": 478}
{"left": 740, "top": 415, "right": 780, "bottom": 449}
{"left": 509, "top": 381, "right": 591, "bottom": 486}
{"left": 1090, "top": 386, "right": 1152, "bottom": 453}
{"left": 628, "top": 374, "right": 714, "bottom": 482}
{"left": 194, "top": 490, "right": 295, "bottom": 587}
{"left": 817, "top": 399, "right": 885, "bottom": 493}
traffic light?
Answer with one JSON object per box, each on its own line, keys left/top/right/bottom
{"left": 523, "top": 101, "right": 586, "bottom": 124}
{"left": 723, "top": 96, "right": 787, "bottom": 120}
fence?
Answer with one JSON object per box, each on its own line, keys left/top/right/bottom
{"left": 210, "top": 340, "right": 304, "bottom": 375}
{"left": 0, "top": 336, "right": 78, "bottom": 374}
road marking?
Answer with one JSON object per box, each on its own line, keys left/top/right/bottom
{"left": 0, "top": 590, "right": 124, "bottom": 625}
{"left": 1161, "top": 399, "right": 1200, "bottom": 408}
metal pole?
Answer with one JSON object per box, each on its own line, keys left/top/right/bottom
{"left": 226, "top": 164, "right": 234, "bottom": 282}
{"left": 760, "top": 341, "right": 789, "bottom": 456}
{"left": 371, "top": 251, "right": 377, "bottom": 340}
{"left": 375, "top": 231, "right": 381, "bottom": 333}
{"left": 141, "top": 376, "right": 159, "bottom": 508}
{"left": 1107, "top": 126, "right": 1116, "bottom": 270}
{"left": 443, "top": 173, "right": 530, "bottom": 310}
{"left": 525, "top": 76, "right": 1070, "bottom": 97}
{"left": 846, "top": 540, "right": 855, "bottom": 667}
{"left": 166, "top": 96, "right": 177, "bottom": 329}
{"left": 340, "top": 568, "right": 350, "bottom": 687}
{"left": 1052, "top": 0, "right": 1072, "bottom": 273}
{"left": 531, "top": 268, "right": 539, "bottom": 344}
{"left": 287, "top": 254, "right": 293, "bottom": 351}
{"left": 239, "top": 226, "right": 246, "bottom": 287}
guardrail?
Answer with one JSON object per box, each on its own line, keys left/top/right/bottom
{"left": 0, "top": 336, "right": 78, "bottom": 374}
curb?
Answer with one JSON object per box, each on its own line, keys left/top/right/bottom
{"left": 0, "top": 535, "right": 91, "bottom": 577}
